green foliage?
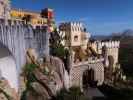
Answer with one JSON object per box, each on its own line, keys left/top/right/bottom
{"left": 20, "top": 90, "right": 28, "bottom": 100}
{"left": 54, "top": 87, "right": 88, "bottom": 100}
{"left": 24, "top": 63, "right": 37, "bottom": 73}
{"left": 99, "top": 84, "right": 133, "bottom": 100}
{"left": 50, "top": 44, "right": 68, "bottom": 60}
{"left": 50, "top": 29, "right": 69, "bottom": 60}
{"left": 21, "top": 64, "right": 38, "bottom": 100}
{"left": 23, "top": 64, "right": 37, "bottom": 89}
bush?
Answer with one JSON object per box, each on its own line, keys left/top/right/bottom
{"left": 23, "top": 64, "right": 38, "bottom": 90}
{"left": 54, "top": 87, "right": 88, "bottom": 100}
{"left": 50, "top": 44, "right": 67, "bottom": 60}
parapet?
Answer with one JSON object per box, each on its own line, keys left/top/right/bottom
{"left": 60, "top": 22, "right": 83, "bottom": 28}
{"left": 0, "top": 19, "right": 48, "bottom": 30}
{"left": 70, "top": 22, "right": 83, "bottom": 27}
{"left": 0, "top": 19, "right": 25, "bottom": 26}
{"left": 97, "top": 41, "right": 120, "bottom": 49}
{"left": 72, "top": 57, "right": 104, "bottom": 67}
{"left": 90, "top": 40, "right": 120, "bottom": 49}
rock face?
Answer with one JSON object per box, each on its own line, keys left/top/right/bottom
{"left": 0, "top": 78, "right": 18, "bottom": 100}
{"left": 26, "top": 82, "right": 51, "bottom": 100}
{"left": 0, "top": 43, "right": 19, "bottom": 92}
{"left": 21, "top": 49, "right": 70, "bottom": 100}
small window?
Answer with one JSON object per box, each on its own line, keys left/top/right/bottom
{"left": 74, "top": 35, "right": 78, "bottom": 42}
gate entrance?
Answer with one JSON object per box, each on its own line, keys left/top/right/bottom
{"left": 83, "top": 69, "right": 97, "bottom": 89}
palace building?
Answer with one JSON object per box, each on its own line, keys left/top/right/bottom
{"left": 0, "top": 0, "right": 123, "bottom": 95}
{"left": 10, "top": 8, "right": 55, "bottom": 28}
{"left": 59, "top": 22, "right": 90, "bottom": 50}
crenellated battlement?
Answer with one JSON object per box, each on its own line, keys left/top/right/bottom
{"left": 0, "top": 19, "right": 49, "bottom": 30}
{"left": 0, "top": 19, "right": 26, "bottom": 25}
{"left": 99, "top": 41, "right": 120, "bottom": 49}
{"left": 91, "top": 40, "right": 120, "bottom": 49}
{"left": 70, "top": 22, "right": 83, "bottom": 27}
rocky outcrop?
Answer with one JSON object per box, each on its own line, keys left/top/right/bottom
{"left": 21, "top": 49, "right": 70, "bottom": 100}
{"left": 0, "top": 78, "right": 18, "bottom": 100}
{"left": 26, "top": 82, "right": 51, "bottom": 100}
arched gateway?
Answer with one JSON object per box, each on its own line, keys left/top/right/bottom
{"left": 83, "top": 69, "right": 95, "bottom": 89}
{"left": 70, "top": 61, "right": 104, "bottom": 91}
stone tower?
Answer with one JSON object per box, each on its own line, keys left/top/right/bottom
{"left": 0, "top": 0, "right": 11, "bottom": 19}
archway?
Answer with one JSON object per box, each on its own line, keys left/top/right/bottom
{"left": 0, "top": 42, "right": 18, "bottom": 91}
{"left": 82, "top": 69, "right": 96, "bottom": 89}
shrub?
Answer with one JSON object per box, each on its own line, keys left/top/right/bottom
{"left": 54, "top": 87, "right": 88, "bottom": 100}
{"left": 23, "top": 64, "right": 38, "bottom": 89}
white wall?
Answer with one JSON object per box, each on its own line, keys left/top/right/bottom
{"left": 0, "top": 44, "right": 19, "bottom": 92}
{"left": 0, "top": 56, "right": 19, "bottom": 92}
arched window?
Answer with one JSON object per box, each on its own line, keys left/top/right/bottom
{"left": 74, "top": 35, "right": 78, "bottom": 42}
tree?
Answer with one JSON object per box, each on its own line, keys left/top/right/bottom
{"left": 49, "top": 29, "right": 69, "bottom": 63}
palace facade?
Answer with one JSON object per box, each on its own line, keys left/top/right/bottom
{"left": 10, "top": 8, "right": 55, "bottom": 28}
{"left": 59, "top": 22, "right": 90, "bottom": 50}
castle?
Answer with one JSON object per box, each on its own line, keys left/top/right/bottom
{"left": 10, "top": 8, "right": 55, "bottom": 29}
{"left": 59, "top": 22, "right": 120, "bottom": 90}
{"left": 0, "top": 0, "right": 120, "bottom": 93}
{"left": 59, "top": 22, "right": 120, "bottom": 68}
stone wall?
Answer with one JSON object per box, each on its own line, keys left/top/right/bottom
{"left": 91, "top": 41, "right": 120, "bottom": 67}
{"left": 0, "top": 20, "right": 27, "bottom": 72}
{"left": 0, "top": 19, "right": 49, "bottom": 73}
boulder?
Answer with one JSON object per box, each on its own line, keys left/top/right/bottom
{"left": 30, "top": 82, "right": 51, "bottom": 100}
{"left": 26, "top": 48, "right": 38, "bottom": 64}
{"left": 0, "top": 78, "right": 19, "bottom": 100}
{"left": 22, "top": 50, "right": 70, "bottom": 100}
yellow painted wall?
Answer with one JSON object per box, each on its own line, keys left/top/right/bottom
{"left": 10, "top": 9, "right": 48, "bottom": 25}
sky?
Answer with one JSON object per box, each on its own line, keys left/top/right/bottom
{"left": 11, "top": 0, "right": 133, "bottom": 35}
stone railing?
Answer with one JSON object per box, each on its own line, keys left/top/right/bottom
{"left": 72, "top": 57, "right": 104, "bottom": 67}
{"left": 88, "top": 57, "right": 104, "bottom": 64}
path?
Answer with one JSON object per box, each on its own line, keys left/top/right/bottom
{"left": 84, "top": 87, "right": 105, "bottom": 100}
